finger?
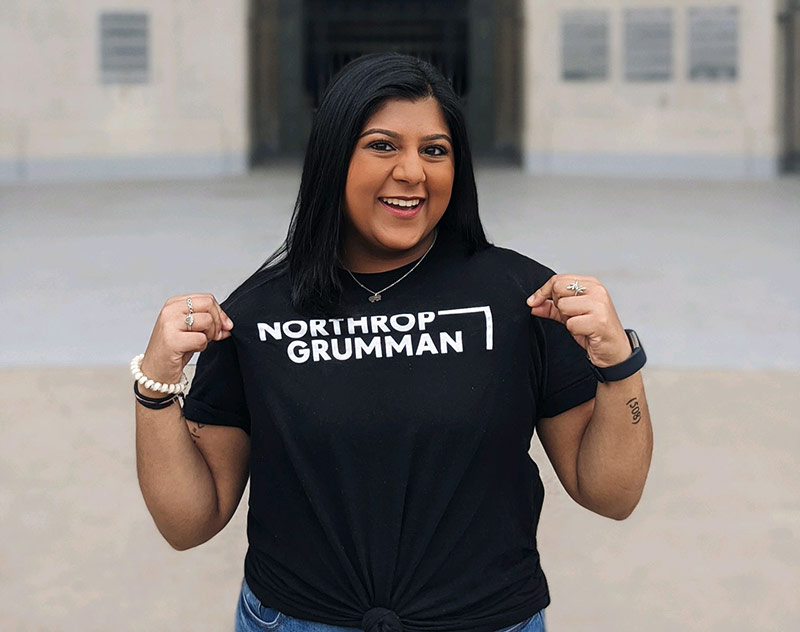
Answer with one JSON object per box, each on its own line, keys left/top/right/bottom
{"left": 220, "top": 310, "right": 234, "bottom": 330}
{"left": 564, "top": 314, "right": 595, "bottom": 337}
{"left": 527, "top": 275, "right": 558, "bottom": 307}
{"left": 210, "top": 297, "right": 235, "bottom": 332}
{"left": 527, "top": 275, "right": 595, "bottom": 307}
{"left": 166, "top": 293, "right": 215, "bottom": 308}
{"left": 171, "top": 295, "right": 223, "bottom": 337}
{"left": 203, "top": 298, "right": 223, "bottom": 337}
{"left": 553, "top": 277, "right": 595, "bottom": 308}
{"left": 529, "top": 299, "right": 568, "bottom": 324}
{"left": 553, "top": 295, "right": 594, "bottom": 317}
{"left": 180, "top": 312, "right": 219, "bottom": 340}
{"left": 172, "top": 331, "right": 215, "bottom": 354}
{"left": 172, "top": 294, "right": 233, "bottom": 332}
{"left": 204, "top": 298, "right": 233, "bottom": 340}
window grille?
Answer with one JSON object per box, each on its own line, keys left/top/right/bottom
{"left": 688, "top": 6, "right": 738, "bottom": 81}
{"left": 624, "top": 8, "right": 673, "bottom": 82}
{"left": 561, "top": 10, "right": 609, "bottom": 81}
{"left": 99, "top": 12, "right": 148, "bottom": 84}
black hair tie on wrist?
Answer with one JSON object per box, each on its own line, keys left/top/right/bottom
{"left": 134, "top": 381, "right": 182, "bottom": 410}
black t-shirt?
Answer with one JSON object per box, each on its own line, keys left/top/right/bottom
{"left": 183, "top": 234, "right": 597, "bottom": 632}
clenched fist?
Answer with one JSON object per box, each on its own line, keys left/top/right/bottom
{"left": 139, "top": 294, "right": 234, "bottom": 397}
{"left": 527, "top": 275, "right": 630, "bottom": 368}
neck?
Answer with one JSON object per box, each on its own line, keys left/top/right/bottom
{"left": 342, "top": 230, "right": 437, "bottom": 273}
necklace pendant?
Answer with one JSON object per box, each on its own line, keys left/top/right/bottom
{"left": 368, "top": 293, "right": 382, "bottom": 303}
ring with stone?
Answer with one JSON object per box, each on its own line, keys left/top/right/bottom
{"left": 566, "top": 280, "right": 587, "bottom": 296}
{"left": 184, "top": 313, "right": 194, "bottom": 330}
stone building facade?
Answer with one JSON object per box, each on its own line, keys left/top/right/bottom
{"left": 1, "top": 0, "right": 797, "bottom": 182}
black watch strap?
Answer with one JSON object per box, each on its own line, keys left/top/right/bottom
{"left": 589, "top": 329, "right": 646, "bottom": 383}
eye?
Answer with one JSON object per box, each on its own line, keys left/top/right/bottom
{"left": 423, "top": 145, "right": 449, "bottom": 157}
{"left": 368, "top": 141, "right": 395, "bottom": 152}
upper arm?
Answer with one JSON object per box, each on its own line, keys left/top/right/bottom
{"left": 185, "top": 418, "right": 250, "bottom": 533}
{"left": 536, "top": 398, "right": 594, "bottom": 507}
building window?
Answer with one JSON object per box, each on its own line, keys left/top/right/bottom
{"left": 99, "top": 12, "right": 148, "bottom": 84}
{"left": 688, "top": 6, "right": 738, "bottom": 81}
{"left": 561, "top": 9, "right": 610, "bottom": 81}
{"left": 624, "top": 8, "right": 673, "bottom": 81}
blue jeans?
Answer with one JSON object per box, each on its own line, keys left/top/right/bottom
{"left": 236, "top": 578, "right": 546, "bottom": 632}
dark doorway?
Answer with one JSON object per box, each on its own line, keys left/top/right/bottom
{"left": 304, "top": 0, "right": 469, "bottom": 106}
{"left": 249, "top": 0, "right": 522, "bottom": 164}
{"left": 781, "top": 3, "right": 800, "bottom": 172}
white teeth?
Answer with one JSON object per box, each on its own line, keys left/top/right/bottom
{"left": 381, "top": 198, "right": 422, "bottom": 208}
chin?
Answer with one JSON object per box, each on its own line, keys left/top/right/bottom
{"left": 373, "top": 224, "right": 430, "bottom": 253}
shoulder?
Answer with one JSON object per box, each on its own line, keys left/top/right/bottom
{"left": 219, "top": 260, "right": 290, "bottom": 317}
{"left": 469, "top": 244, "right": 557, "bottom": 292}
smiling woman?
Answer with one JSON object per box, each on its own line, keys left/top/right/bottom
{"left": 342, "top": 98, "right": 454, "bottom": 270}
{"left": 135, "top": 53, "right": 651, "bottom": 632}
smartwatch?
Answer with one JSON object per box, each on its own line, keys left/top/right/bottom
{"left": 589, "top": 329, "right": 647, "bottom": 383}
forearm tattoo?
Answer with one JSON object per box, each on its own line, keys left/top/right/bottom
{"left": 189, "top": 422, "right": 205, "bottom": 442}
{"left": 626, "top": 398, "right": 642, "bottom": 424}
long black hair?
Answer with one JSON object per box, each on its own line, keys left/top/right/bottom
{"left": 247, "top": 53, "right": 489, "bottom": 314}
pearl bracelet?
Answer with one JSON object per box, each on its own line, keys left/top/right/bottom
{"left": 130, "top": 354, "right": 189, "bottom": 395}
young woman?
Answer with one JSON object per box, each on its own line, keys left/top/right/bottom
{"left": 133, "top": 53, "right": 652, "bottom": 632}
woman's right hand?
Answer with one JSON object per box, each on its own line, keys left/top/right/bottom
{"left": 139, "top": 294, "right": 234, "bottom": 393}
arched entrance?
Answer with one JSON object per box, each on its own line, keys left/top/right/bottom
{"left": 249, "top": 0, "right": 522, "bottom": 164}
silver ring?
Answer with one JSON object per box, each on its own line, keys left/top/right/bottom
{"left": 184, "top": 313, "right": 194, "bottom": 330}
{"left": 566, "top": 280, "right": 587, "bottom": 296}
{"left": 186, "top": 297, "right": 193, "bottom": 314}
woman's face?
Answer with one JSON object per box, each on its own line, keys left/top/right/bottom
{"left": 341, "top": 97, "right": 455, "bottom": 271}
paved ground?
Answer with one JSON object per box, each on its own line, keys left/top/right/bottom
{"left": 1, "top": 168, "right": 798, "bottom": 630}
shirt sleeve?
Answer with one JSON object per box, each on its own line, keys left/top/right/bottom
{"left": 533, "top": 316, "right": 598, "bottom": 419}
{"left": 519, "top": 259, "right": 598, "bottom": 419}
{"left": 182, "top": 336, "right": 251, "bottom": 435}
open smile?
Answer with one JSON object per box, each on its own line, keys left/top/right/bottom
{"left": 378, "top": 197, "right": 425, "bottom": 218}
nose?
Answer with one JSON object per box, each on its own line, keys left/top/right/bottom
{"left": 392, "top": 150, "right": 426, "bottom": 184}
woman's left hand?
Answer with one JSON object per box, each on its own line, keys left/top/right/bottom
{"left": 527, "top": 274, "right": 631, "bottom": 368}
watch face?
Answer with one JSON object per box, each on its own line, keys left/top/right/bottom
{"left": 626, "top": 329, "right": 641, "bottom": 350}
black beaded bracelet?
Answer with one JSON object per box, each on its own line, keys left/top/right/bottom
{"left": 134, "top": 381, "right": 182, "bottom": 410}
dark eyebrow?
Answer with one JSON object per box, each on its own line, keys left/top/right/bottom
{"left": 359, "top": 128, "right": 399, "bottom": 139}
{"left": 421, "top": 134, "right": 452, "bottom": 143}
{"left": 359, "top": 128, "right": 453, "bottom": 144}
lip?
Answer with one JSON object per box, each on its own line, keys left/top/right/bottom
{"left": 378, "top": 197, "right": 425, "bottom": 219}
